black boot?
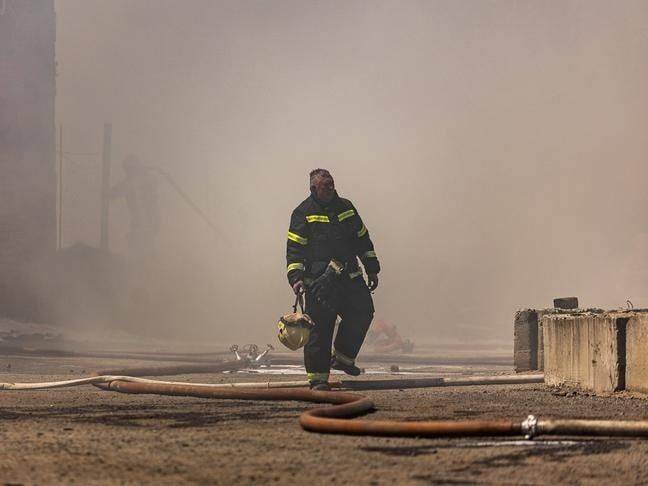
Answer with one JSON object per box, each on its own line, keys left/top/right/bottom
{"left": 309, "top": 380, "right": 331, "bottom": 391}
{"left": 331, "top": 355, "right": 361, "bottom": 376}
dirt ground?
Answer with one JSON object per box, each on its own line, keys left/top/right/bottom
{"left": 1, "top": 354, "right": 648, "bottom": 485}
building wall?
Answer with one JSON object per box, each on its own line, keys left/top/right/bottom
{"left": 0, "top": 0, "right": 56, "bottom": 319}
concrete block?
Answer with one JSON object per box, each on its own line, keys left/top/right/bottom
{"left": 625, "top": 313, "right": 648, "bottom": 393}
{"left": 536, "top": 310, "right": 550, "bottom": 371}
{"left": 543, "top": 313, "right": 626, "bottom": 393}
{"left": 553, "top": 297, "right": 579, "bottom": 310}
{"left": 514, "top": 310, "right": 538, "bottom": 372}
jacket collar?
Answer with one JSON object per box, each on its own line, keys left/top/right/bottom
{"left": 309, "top": 190, "right": 339, "bottom": 209}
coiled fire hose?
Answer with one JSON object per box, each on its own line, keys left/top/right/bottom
{"left": 3, "top": 360, "right": 648, "bottom": 439}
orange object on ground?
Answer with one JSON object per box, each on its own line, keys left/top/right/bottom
{"left": 365, "top": 317, "right": 414, "bottom": 354}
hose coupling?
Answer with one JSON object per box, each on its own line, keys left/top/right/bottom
{"left": 521, "top": 414, "right": 538, "bottom": 439}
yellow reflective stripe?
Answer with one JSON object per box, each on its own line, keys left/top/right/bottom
{"left": 348, "top": 270, "right": 363, "bottom": 279}
{"left": 287, "top": 262, "right": 305, "bottom": 273}
{"left": 306, "top": 214, "right": 330, "bottom": 223}
{"left": 307, "top": 372, "right": 329, "bottom": 382}
{"left": 337, "top": 209, "right": 355, "bottom": 222}
{"left": 333, "top": 349, "right": 355, "bottom": 365}
{"left": 287, "top": 231, "right": 308, "bottom": 245}
{"left": 362, "top": 251, "right": 377, "bottom": 259}
{"left": 357, "top": 225, "right": 367, "bottom": 237}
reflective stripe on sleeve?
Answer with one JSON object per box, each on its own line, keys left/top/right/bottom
{"left": 357, "top": 225, "right": 368, "bottom": 237}
{"left": 362, "top": 250, "right": 377, "bottom": 259}
{"left": 337, "top": 209, "right": 355, "bottom": 222}
{"left": 348, "top": 270, "right": 363, "bottom": 279}
{"left": 306, "top": 214, "right": 330, "bottom": 223}
{"left": 287, "top": 231, "right": 308, "bottom": 245}
{"left": 287, "top": 262, "right": 305, "bottom": 274}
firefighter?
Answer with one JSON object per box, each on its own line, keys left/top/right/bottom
{"left": 286, "top": 169, "right": 380, "bottom": 390}
{"left": 110, "top": 155, "right": 160, "bottom": 257}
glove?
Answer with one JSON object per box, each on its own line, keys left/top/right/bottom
{"left": 308, "top": 260, "right": 344, "bottom": 311}
{"left": 367, "top": 273, "right": 379, "bottom": 291}
{"left": 292, "top": 280, "right": 305, "bottom": 295}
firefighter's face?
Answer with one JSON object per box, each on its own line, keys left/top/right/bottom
{"left": 313, "top": 175, "right": 335, "bottom": 202}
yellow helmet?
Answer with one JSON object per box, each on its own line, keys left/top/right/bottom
{"left": 277, "top": 312, "right": 314, "bottom": 350}
{"left": 277, "top": 295, "right": 315, "bottom": 350}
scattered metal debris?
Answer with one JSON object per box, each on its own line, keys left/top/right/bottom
{"left": 229, "top": 344, "right": 273, "bottom": 368}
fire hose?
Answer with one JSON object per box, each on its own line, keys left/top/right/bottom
{"left": 3, "top": 361, "right": 648, "bottom": 439}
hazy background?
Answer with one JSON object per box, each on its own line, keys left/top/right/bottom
{"left": 54, "top": 0, "right": 648, "bottom": 347}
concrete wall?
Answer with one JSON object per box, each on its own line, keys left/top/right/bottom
{"left": 514, "top": 308, "right": 584, "bottom": 372}
{"left": 536, "top": 309, "right": 551, "bottom": 372}
{"left": 0, "top": 1, "right": 56, "bottom": 320}
{"left": 514, "top": 309, "right": 538, "bottom": 372}
{"left": 626, "top": 313, "right": 648, "bottom": 393}
{"left": 542, "top": 311, "right": 648, "bottom": 394}
{"left": 543, "top": 313, "right": 626, "bottom": 393}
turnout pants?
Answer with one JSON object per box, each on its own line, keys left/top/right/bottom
{"left": 304, "top": 276, "right": 375, "bottom": 382}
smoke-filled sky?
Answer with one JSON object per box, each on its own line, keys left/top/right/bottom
{"left": 55, "top": 0, "right": 648, "bottom": 346}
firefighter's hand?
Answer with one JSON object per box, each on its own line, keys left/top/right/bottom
{"left": 367, "top": 274, "right": 379, "bottom": 291}
{"left": 292, "top": 280, "right": 305, "bottom": 295}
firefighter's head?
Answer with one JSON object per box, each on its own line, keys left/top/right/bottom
{"left": 310, "top": 168, "right": 335, "bottom": 203}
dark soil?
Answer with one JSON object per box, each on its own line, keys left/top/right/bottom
{"left": 1, "top": 355, "right": 647, "bottom": 485}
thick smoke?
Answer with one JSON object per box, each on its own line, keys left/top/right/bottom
{"left": 54, "top": 0, "right": 648, "bottom": 347}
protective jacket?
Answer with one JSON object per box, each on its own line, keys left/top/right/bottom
{"left": 286, "top": 192, "right": 380, "bottom": 286}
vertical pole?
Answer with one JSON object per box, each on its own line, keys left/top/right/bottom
{"left": 58, "top": 124, "right": 63, "bottom": 250}
{"left": 205, "top": 159, "right": 210, "bottom": 212}
{"left": 100, "top": 122, "right": 112, "bottom": 251}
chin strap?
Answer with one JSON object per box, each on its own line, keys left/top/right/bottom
{"left": 293, "top": 293, "right": 305, "bottom": 313}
